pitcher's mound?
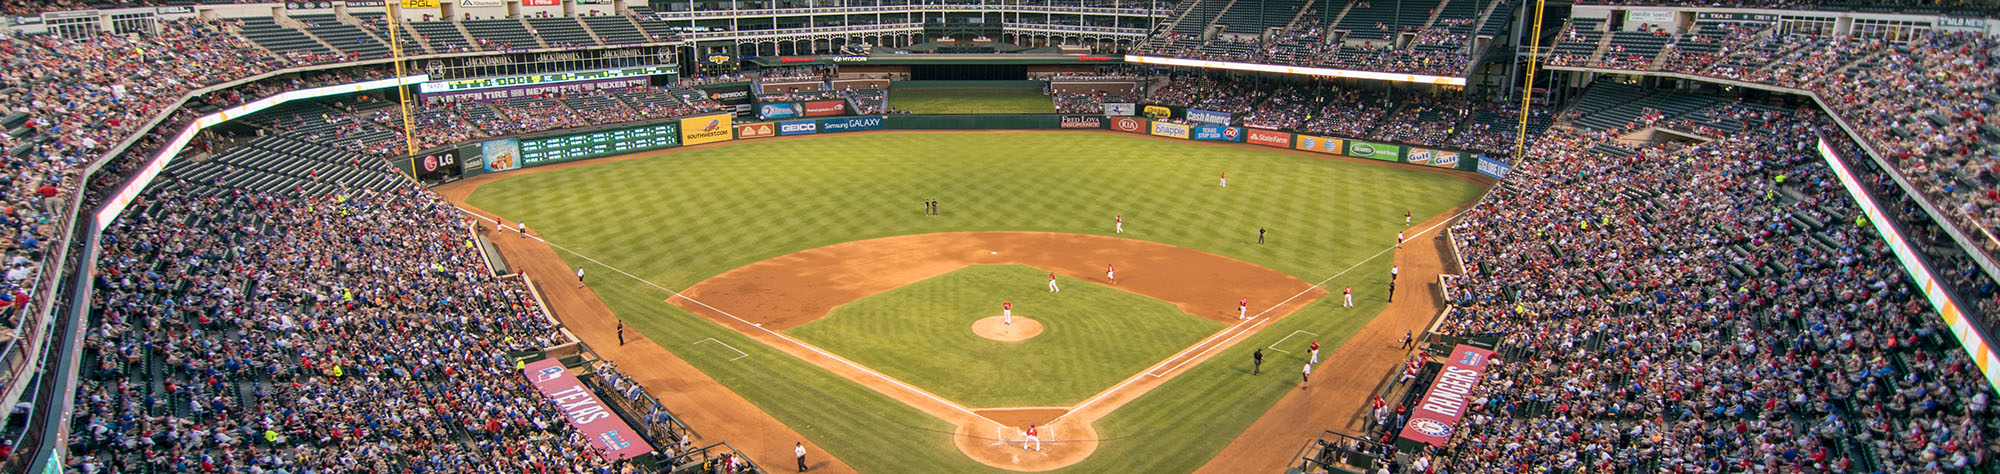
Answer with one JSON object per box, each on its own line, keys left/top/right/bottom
{"left": 973, "top": 316, "right": 1042, "bottom": 342}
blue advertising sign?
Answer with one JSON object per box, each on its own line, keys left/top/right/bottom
{"left": 778, "top": 119, "right": 818, "bottom": 135}
{"left": 1186, "top": 108, "right": 1232, "bottom": 126}
{"left": 1193, "top": 126, "right": 1244, "bottom": 142}
{"left": 758, "top": 103, "right": 801, "bottom": 120}
{"left": 819, "top": 116, "right": 884, "bottom": 132}
{"left": 1476, "top": 156, "right": 1512, "bottom": 179}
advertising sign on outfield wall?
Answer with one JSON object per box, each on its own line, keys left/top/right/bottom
{"left": 1149, "top": 121, "right": 1190, "bottom": 139}
{"left": 1246, "top": 128, "right": 1291, "bottom": 148}
{"left": 1141, "top": 105, "right": 1173, "bottom": 120}
{"left": 1104, "top": 103, "right": 1136, "bottom": 116}
{"left": 680, "top": 114, "right": 734, "bottom": 146}
{"left": 779, "top": 119, "right": 818, "bottom": 135}
{"left": 1398, "top": 345, "right": 1497, "bottom": 448}
{"left": 482, "top": 138, "right": 521, "bottom": 172}
{"left": 521, "top": 0, "right": 560, "bottom": 6}
{"left": 1476, "top": 156, "right": 1512, "bottom": 179}
{"left": 820, "top": 116, "right": 883, "bottom": 132}
{"left": 1347, "top": 141, "right": 1402, "bottom": 161}
{"left": 1111, "top": 117, "right": 1145, "bottom": 133}
{"left": 758, "top": 103, "right": 802, "bottom": 120}
{"left": 1186, "top": 109, "right": 1232, "bottom": 126}
{"left": 736, "top": 122, "right": 775, "bottom": 139}
{"left": 803, "top": 100, "right": 848, "bottom": 117}
{"left": 1193, "top": 126, "right": 1243, "bottom": 141}
{"left": 521, "top": 359, "right": 656, "bottom": 460}
{"left": 1295, "top": 134, "right": 1342, "bottom": 155}
{"left": 1407, "top": 148, "right": 1461, "bottom": 168}
{"left": 1060, "top": 115, "right": 1104, "bottom": 129}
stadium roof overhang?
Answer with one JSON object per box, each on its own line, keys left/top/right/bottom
{"left": 747, "top": 53, "right": 1124, "bottom": 66}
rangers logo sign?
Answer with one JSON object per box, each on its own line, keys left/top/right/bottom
{"left": 1409, "top": 418, "right": 1453, "bottom": 438}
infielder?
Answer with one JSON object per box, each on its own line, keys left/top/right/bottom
{"left": 1023, "top": 424, "right": 1042, "bottom": 451}
{"left": 1309, "top": 339, "right": 1321, "bottom": 364}
{"left": 1405, "top": 210, "right": 1412, "bottom": 226}
{"left": 1106, "top": 264, "right": 1115, "bottom": 285}
{"left": 1115, "top": 214, "right": 1123, "bottom": 234}
{"left": 1343, "top": 286, "right": 1354, "bottom": 307}
{"left": 1219, "top": 172, "right": 1227, "bottom": 187}
{"left": 1002, "top": 299, "right": 1012, "bottom": 325}
{"left": 575, "top": 266, "right": 585, "bottom": 288}
{"left": 1237, "top": 297, "right": 1248, "bottom": 319}
{"left": 1048, "top": 272, "right": 1060, "bottom": 292}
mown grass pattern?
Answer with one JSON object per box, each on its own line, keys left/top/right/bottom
{"left": 468, "top": 132, "right": 1486, "bottom": 473}
{"left": 887, "top": 87, "right": 1057, "bottom": 114}
{"left": 788, "top": 265, "right": 1223, "bottom": 407}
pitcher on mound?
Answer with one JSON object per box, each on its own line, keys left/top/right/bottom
{"left": 1002, "top": 299, "right": 1013, "bottom": 325}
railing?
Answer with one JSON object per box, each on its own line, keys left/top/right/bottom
{"left": 650, "top": 3, "right": 1172, "bottom": 20}
{"left": 1003, "top": 22, "right": 1150, "bottom": 35}
{"left": 679, "top": 22, "right": 925, "bottom": 40}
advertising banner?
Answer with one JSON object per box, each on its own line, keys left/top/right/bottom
{"left": 758, "top": 103, "right": 802, "bottom": 120}
{"left": 482, "top": 138, "right": 520, "bottom": 172}
{"left": 1246, "top": 128, "right": 1291, "bottom": 148}
{"left": 1476, "top": 156, "right": 1512, "bottom": 179}
{"left": 802, "top": 100, "right": 848, "bottom": 117}
{"left": 680, "top": 114, "right": 734, "bottom": 146}
{"left": 522, "top": 359, "right": 655, "bottom": 460}
{"left": 398, "top": 0, "right": 435, "bottom": 8}
{"left": 1141, "top": 105, "right": 1174, "bottom": 120}
{"left": 1104, "top": 103, "right": 1136, "bottom": 117}
{"left": 702, "top": 84, "right": 754, "bottom": 105}
{"left": 1111, "top": 117, "right": 1145, "bottom": 133}
{"left": 342, "top": 0, "right": 384, "bottom": 7}
{"left": 778, "top": 119, "right": 818, "bottom": 135}
{"left": 287, "top": 1, "right": 335, "bottom": 9}
{"left": 156, "top": 6, "right": 196, "bottom": 14}
{"left": 423, "top": 77, "right": 646, "bottom": 103}
{"left": 819, "top": 116, "right": 883, "bottom": 133}
{"left": 1398, "top": 345, "right": 1498, "bottom": 448}
{"left": 458, "top": 0, "right": 501, "bottom": 6}
{"left": 1186, "top": 108, "right": 1231, "bottom": 126}
{"left": 1406, "top": 148, "right": 1461, "bottom": 169}
{"left": 1294, "top": 135, "right": 1342, "bottom": 155}
{"left": 1060, "top": 115, "right": 1104, "bottom": 129}
{"left": 521, "top": 0, "right": 560, "bottom": 5}
{"left": 1193, "top": 126, "right": 1243, "bottom": 141}
{"left": 1149, "top": 121, "right": 1190, "bottom": 139}
{"left": 736, "top": 122, "right": 775, "bottom": 139}
{"left": 1346, "top": 141, "right": 1401, "bottom": 161}
{"left": 414, "top": 151, "right": 459, "bottom": 180}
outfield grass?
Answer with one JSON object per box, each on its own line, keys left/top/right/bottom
{"left": 887, "top": 87, "right": 1055, "bottom": 114}
{"left": 789, "top": 265, "right": 1223, "bottom": 407}
{"left": 467, "top": 131, "right": 1486, "bottom": 473}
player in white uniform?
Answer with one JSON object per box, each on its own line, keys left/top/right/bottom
{"left": 1237, "top": 297, "right": 1247, "bottom": 319}
{"left": 1002, "top": 300, "right": 1012, "bottom": 325}
{"left": 1219, "top": 172, "right": 1228, "bottom": 187}
{"left": 1023, "top": 424, "right": 1042, "bottom": 451}
{"left": 1048, "top": 272, "right": 1059, "bottom": 292}
{"left": 1343, "top": 286, "right": 1354, "bottom": 307}
{"left": 1115, "top": 215, "right": 1123, "bottom": 234}
{"left": 1105, "top": 264, "right": 1115, "bottom": 285}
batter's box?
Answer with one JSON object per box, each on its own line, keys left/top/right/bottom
{"left": 693, "top": 338, "right": 749, "bottom": 361}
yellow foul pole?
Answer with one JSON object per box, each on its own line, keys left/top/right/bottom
{"left": 1512, "top": 0, "right": 1547, "bottom": 164}
{"left": 387, "top": 2, "right": 420, "bottom": 180}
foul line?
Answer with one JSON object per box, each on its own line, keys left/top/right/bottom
{"left": 454, "top": 209, "right": 999, "bottom": 427}
{"left": 1056, "top": 207, "right": 1473, "bottom": 425}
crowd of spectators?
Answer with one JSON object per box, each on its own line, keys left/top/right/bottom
{"left": 1370, "top": 94, "right": 1468, "bottom": 146}
{"left": 1147, "top": 75, "right": 1266, "bottom": 113}
{"left": 356, "top": 86, "right": 723, "bottom": 156}
{"left": 1573, "top": 0, "right": 1997, "bottom": 12}
{"left": 70, "top": 183, "right": 657, "bottom": 473}
{"left": 1434, "top": 114, "right": 2000, "bottom": 473}
{"left": 1134, "top": 14, "right": 1477, "bottom": 77}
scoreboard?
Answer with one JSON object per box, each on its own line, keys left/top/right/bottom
{"left": 519, "top": 123, "right": 680, "bottom": 167}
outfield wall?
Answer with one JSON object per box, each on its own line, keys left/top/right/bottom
{"left": 458, "top": 113, "right": 1487, "bottom": 177}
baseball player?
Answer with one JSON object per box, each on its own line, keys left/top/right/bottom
{"left": 518, "top": 221, "right": 529, "bottom": 238}
{"left": 1397, "top": 231, "right": 1405, "bottom": 248}
{"left": 1002, "top": 299, "right": 1012, "bottom": 325}
{"left": 795, "top": 442, "right": 808, "bottom": 472}
{"left": 1023, "top": 424, "right": 1041, "bottom": 451}
{"left": 1343, "top": 286, "right": 1354, "bottom": 307}
{"left": 1391, "top": 265, "right": 1399, "bottom": 281}
{"left": 1309, "top": 339, "right": 1321, "bottom": 364}
{"left": 1237, "top": 297, "right": 1248, "bottom": 319}
{"left": 1405, "top": 210, "right": 1412, "bottom": 226}
{"left": 1219, "top": 172, "right": 1227, "bottom": 187}
{"left": 576, "top": 266, "right": 585, "bottom": 288}
{"left": 1048, "top": 272, "right": 1060, "bottom": 293}
{"left": 1106, "top": 264, "right": 1115, "bottom": 285}
{"left": 1115, "top": 214, "right": 1123, "bottom": 234}
{"left": 1302, "top": 361, "right": 1312, "bottom": 385}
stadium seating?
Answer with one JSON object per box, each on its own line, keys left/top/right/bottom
{"left": 233, "top": 17, "right": 336, "bottom": 56}
{"left": 582, "top": 15, "right": 652, "bottom": 45}
{"left": 406, "top": 19, "right": 477, "bottom": 52}
{"left": 460, "top": 18, "right": 542, "bottom": 50}
{"left": 292, "top": 14, "right": 391, "bottom": 60}
{"left": 526, "top": 16, "right": 596, "bottom": 48}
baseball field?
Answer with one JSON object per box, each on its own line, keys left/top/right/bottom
{"left": 443, "top": 130, "right": 1489, "bottom": 473}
